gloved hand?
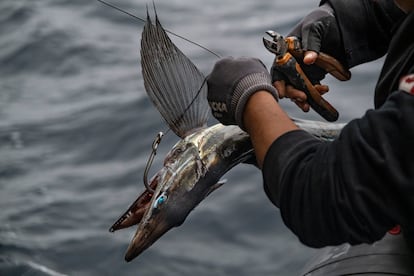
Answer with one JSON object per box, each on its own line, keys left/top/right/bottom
{"left": 207, "top": 57, "right": 279, "bottom": 129}
{"left": 271, "top": 2, "right": 347, "bottom": 85}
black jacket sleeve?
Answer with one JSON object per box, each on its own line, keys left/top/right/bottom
{"left": 321, "top": 0, "right": 404, "bottom": 67}
{"left": 263, "top": 91, "right": 414, "bottom": 248}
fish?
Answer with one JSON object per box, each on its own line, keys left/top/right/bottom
{"left": 111, "top": 123, "right": 254, "bottom": 261}
{"left": 109, "top": 10, "right": 346, "bottom": 262}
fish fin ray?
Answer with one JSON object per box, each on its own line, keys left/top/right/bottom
{"left": 141, "top": 9, "right": 209, "bottom": 138}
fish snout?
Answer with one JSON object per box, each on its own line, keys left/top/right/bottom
{"left": 124, "top": 217, "right": 171, "bottom": 262}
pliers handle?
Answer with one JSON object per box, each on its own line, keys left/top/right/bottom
{"left": 263, "top": 30, "right": 351, "bottom": 122}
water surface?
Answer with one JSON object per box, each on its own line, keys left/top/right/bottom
{"left": 1, "top": 0, "right": 383, "bottom": 275}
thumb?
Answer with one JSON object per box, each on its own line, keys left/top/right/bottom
{"left": 303, "top": 51, "right": 318, "bottom": 65}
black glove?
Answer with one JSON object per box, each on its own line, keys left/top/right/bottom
{"left": 207, "top": 57, "right": 279, "bottom": 129}
{"left": 271, "top": 2, "right": 347, "bottom": 84}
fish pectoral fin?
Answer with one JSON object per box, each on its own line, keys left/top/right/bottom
{"left": 205, "top": 179, "right": 227, "bottom": 198}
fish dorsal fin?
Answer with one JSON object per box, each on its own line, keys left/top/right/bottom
{"left": 140, "top": 10, "right": 210, "bottom": 138}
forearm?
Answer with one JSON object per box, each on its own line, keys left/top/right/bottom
{"left": 243, "top": 91, "right": 298, "bottom": 168}
{"left": 262, "top": 91, "right": 414, "bottom": 247}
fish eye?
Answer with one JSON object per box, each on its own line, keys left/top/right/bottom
{"left": 153, "top": 193, "right": 168, "bottom": 209}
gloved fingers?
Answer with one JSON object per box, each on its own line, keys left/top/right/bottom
{"left": 298, "top": 3, "right": 335, "bottom": 53}
{"left": 211, "top": 56, "right": 266, "bottom": 75}
{"left": 301, "top": 20, "right": 323, "bottom": 53}
{"left": 207, "top": 56, "right": 277, "bottom": 128}
{"left": 270, "top": 64, "right": 287, "bottom": 84}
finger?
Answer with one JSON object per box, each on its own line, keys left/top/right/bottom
{"left": 303, "top": 51, "right": 318, "bottom": 65}
{"left": 293, "top": 100, "right": 310, "bottom": 112}
{"left": 286, "top": 86, "right": 309, "bottom": 112}
{"left": 285, "top": 85, "right": 308, "bottom": 102}
{"left": 314, "top": 84, "right": 329, "bottom": 95}
{"left": 273, "top": 80, "right": 287, "bottom": 98}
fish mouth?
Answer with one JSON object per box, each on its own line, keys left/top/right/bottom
{"left": 110, "top": 169, "right": 174, "bottom": 262}
{"left": 109, "top": 175, "right": 159, "bottom": 232}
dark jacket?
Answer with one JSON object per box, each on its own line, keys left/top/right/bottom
{"left": 262, "top": 0, "right": 414, "bottom": 249}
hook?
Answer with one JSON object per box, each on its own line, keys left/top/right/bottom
{"left": 143, "top": 132, "right": 164, "bottom": 193}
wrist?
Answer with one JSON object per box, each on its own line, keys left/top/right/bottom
{"left": 234, "top": 72, "right": 279, "bottom": 129}
{"left": 243, "top": 91, "right": 281, "bottom": 136}
{"left": 243, "top": 91, "right": 298, "bottom": 167}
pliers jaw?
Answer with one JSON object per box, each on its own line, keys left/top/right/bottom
{"left": 262, "top": 30, "right": 287, "bottom": 57}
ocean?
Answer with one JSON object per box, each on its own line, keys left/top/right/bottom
{"left": 1, "top": 0, "right": 384, "bottom": 275}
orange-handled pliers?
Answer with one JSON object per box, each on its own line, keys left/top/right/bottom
{"left": 263, "top": 30, "right": 351, "bottom": 122}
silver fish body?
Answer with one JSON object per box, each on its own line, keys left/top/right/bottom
{"left": 113, "top": 120, "right": 344, "bottom": 261}
{"left": 109, "top": 8, "right": 346, "bottom": 263}
{"left": 293, "top": 117, "right": 345, "bottom": 140}
{"left": 122, "top": 123, "right": 253, "bottom": 261}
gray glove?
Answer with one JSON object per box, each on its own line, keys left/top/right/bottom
{"left": 272, "top": 3, "right": 347, "bottom": 84}
{"left": 207, "top": 57, "right": 279, "bottom": 129}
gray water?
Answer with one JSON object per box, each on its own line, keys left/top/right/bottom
{"left": 1, "top": 0, "right": 385, "bottom": 275}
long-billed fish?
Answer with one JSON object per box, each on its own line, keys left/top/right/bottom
{"left": 109, "top": 10, "right": 345, "bottom": 262}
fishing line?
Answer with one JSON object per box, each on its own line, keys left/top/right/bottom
{"left": 97, "top": 0, "right": 214, "bottom": 193}
{"left": 97, "top": 0, "right": 214, "bottom": 133}
{"left": 96, "top": 0, "right": 221, "bottom": 58}
{"left": 171, "top": 78, "right": 208, "bottom": 130}
{"left": 142, "top": 78, "right": 207, "bottom": 194}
